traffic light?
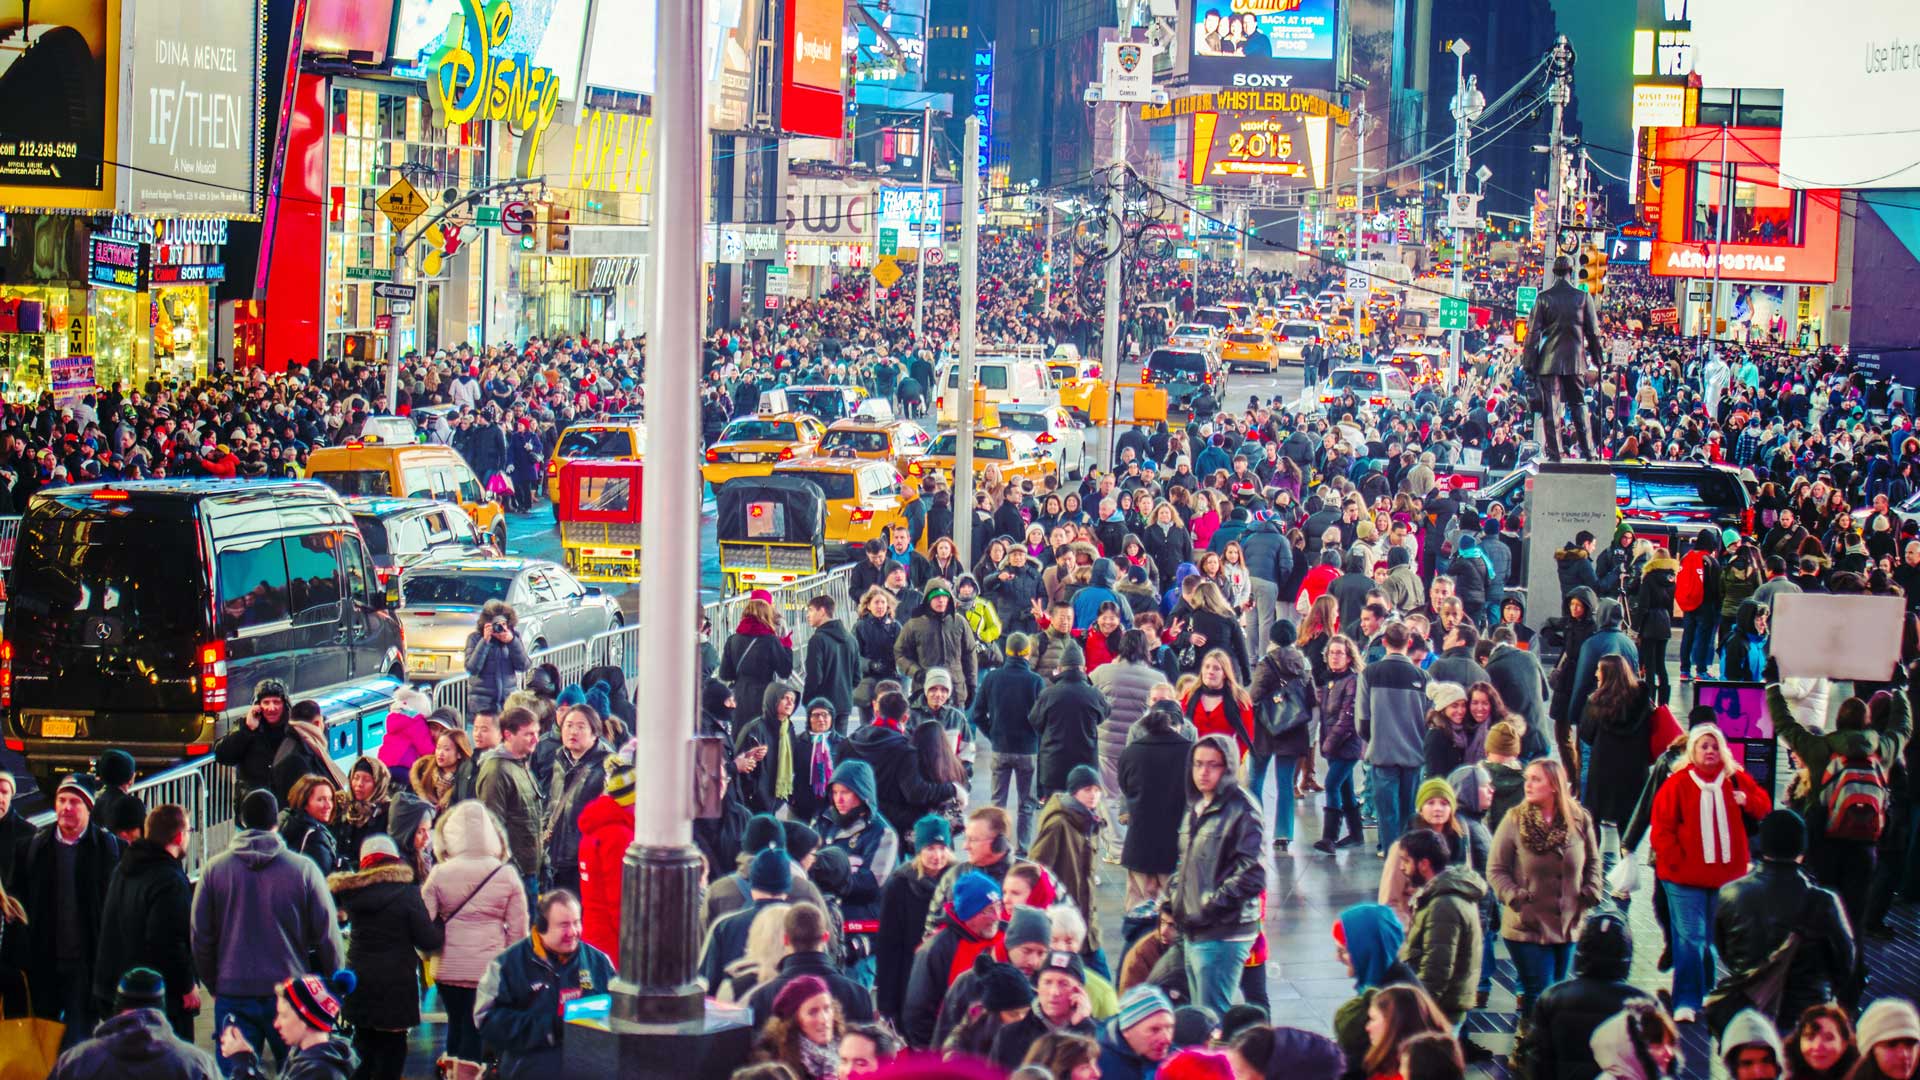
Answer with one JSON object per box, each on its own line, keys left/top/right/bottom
{"left": 1578, "top": 245, "right": 1601, "bottom": 292}
{"left": 1589, "top": 246, "right": 1608, "bottom": 296}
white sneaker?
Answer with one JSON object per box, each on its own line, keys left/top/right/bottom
{"left": 1673, "top": 1007, "right": 1698, "bottom": 1024}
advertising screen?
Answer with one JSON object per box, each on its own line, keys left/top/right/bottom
{"left": 1186, "top": 0, "right": 1337, "bottom": 90}
{"left": 1190, "top": 109, "right": 1329, "bottom": 188}
{"left": 305, "top": 0, "right": 400, "bottom": 62}
{"left": 0, "top": 0, "right": 120, "bottom": 210}
{"left": 582, "top": 0, "right": 655, "bottom": 96}
{"left": 392, "top": 0, "right": 585, "bottom": 100}
{"left": 780, "top": 0, "right": 844, "bottom": 137}
{"left": 1693, "top": 0, "right": 1920, "bottom": 190}
{"left": 121, "top": 0, "right": 266, "bottom": 216}
{"left": 878, "top": 187, "right": 944, "bottom": 245}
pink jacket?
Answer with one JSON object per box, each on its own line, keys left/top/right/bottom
{"left": 377, "top": 709, "right": 436, "bottom": 773}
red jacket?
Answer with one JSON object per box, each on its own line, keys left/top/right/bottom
{"left": 577, "top": 793, "right": 634, "bottom": 961}
{"left": 1650, "top": 763, "right": 1772, "bottom": 889}
{"left": 1182, "top": 690, "right": 1253, "bottom": 755}
{"left": 1297, "top": 563, "right": 1340, "bottom": 608}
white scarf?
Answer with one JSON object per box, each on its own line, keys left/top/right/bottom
{"left": 1688, "top": 768, "right": 1734, "bottom": 864}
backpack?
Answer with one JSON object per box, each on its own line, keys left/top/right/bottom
{"left": 1821, "top": 749, "right": 1890, "bottom": 842}
{"left": 1676, "top": 550, "right": 1708, "bottom": 613}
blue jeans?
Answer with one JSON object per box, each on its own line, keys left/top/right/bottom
{"left": 1477, "top": 896, "right": 1499, "bottom": 996}
{"left": 1185, "top": 937, "right": 1256, "bottom": 1016}
{"left": 1679, "top": 609, "right": 1720, "bottom": 678}
{"left": 1370, "top": 764, "right": 1421, "bottom": 853}
{"left": 1665, "top": 882, "right": 1719, "bottom": 1013}
{"left": 1323, "top": 758, "right": 1359, "bottom": 811}
{"left": 1505, "top": 940, "right": 1574, "bottom": 1020}
{"left": 215, "top": 994, "right": 286, "bottom": 1077}
{"left": 1249, "top": 754, "right": 1299, "bottom": 841}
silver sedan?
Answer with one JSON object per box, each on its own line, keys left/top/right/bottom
{"left": 396, "top": 557, "right": 623, "bottom": 680}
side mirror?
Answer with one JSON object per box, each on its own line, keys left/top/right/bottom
{"left": 585, "top": 585, "right": 604, "bottom": 597}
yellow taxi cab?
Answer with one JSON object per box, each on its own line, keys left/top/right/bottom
{"left": 817, "top": 415, "right": 934, "bottom": 476}
{"left": 702, "top": 411, "right": 828, "bottom": 487}
{"left": 306, "top": 440, "right": 508, "bottom": 549}
{"left": 910, "top": 428, "right": 1058, "bottom": 489}
{"left": 1219, "top": 327, "right": 1280, "bottom": 373}
{"left": 1326, "top": 314, "right": 1355, "bottom": 340}
{"left": 545, "top": 418, "right": 647, "bottom": 503}
{"left": 1047, "top": 359, "right": 1106, "bottom": 421}
{"left": 771, "top": 454, "right": 922, "bottom": 561}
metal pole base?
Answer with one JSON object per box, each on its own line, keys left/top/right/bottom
{"left": 565, "top": 1006, "right": 756, "bottom": 1080}
{"left": 612, "top": 842, "right": 707, "bottom": 1024}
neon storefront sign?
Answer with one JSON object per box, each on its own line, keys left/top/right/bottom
{"left": 426, "top": 0, "right": 560, "bottom": 175}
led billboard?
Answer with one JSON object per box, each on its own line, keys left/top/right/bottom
{"left": 1185, "top": 0, "right": 1337, "bottom": 90}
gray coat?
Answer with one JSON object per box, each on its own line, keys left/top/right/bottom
{"left": 1355, "top": 652, "right": 1430, "bottom": 769}
{"left": 1092, "top": 659, "right": 1162, "bottom": 776}
{"left": 1520, "top": 280, "right": 1604, "bottom": 377}
{"left": 190, "top": 830, "right": 343, "bottom": 999}
{"left": 48, "top": 1007, "right": 219, "bottom": 1080}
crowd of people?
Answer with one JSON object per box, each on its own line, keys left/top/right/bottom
{"left": 0, "top": 239, "right": 1918, "bottom": 1080}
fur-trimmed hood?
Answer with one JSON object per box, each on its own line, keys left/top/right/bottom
{"left": 326, "top": 860, "right": 415, "bottom": 894}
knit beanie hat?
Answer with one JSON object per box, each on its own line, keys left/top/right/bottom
{"left": 604, "top": 752, "right": 637, "bottom": 807}
{"left": 784, "top": 820, "right": 821, "bottom": 862}
{"left": 1484, "top": 721, "right": 1521, "bottom": 758}
{"left": 771, "top": 975, "right": 830, "bottom": 1021}
{"left": 743, "top": 813, "right": 786, "bottom": 855}
{"left": 1159, "top": 1048, "right": 1236, "bottom": 1080}
{"left": 949, "top": 870, "right": 1002, "bottom": 921}
{"left": 96, "top": 749, "right": 136, "bottom": 787}
{"left": 1858, "top": 1000, "right": 1920, "bottom": 1055}
{"left": 1039, "top": 949, "right": 1086, "bottom": 986}
{"left": 1066, "top": 764, "right": 1102, "bottom": 795}
{"left": 1117, "top": 984, "right": 1174, "bottom": 1032}
{"left": 1424, "top": 681, "right": 1467, "bottom": 714}
{"left": 913, "top": 813, "right": 952, "bottom": 850}
{"left": 103, "top": 792, "right": 147, "bottom": 835}
{"left": 974, "top": 955, "right": 1036, "bottom": 1012}
{"left": 1414, "top": 776, "right": 1457, "bottom": 815}
{"left": 1059, "top": 641, "right": 1086, "bottom": 670}
{"left": 358, "top": 834, "right": 403, "bottom": 869}
{"left": 1005, "top": 904, "right": 1052, "bottom": 951}
{"left": 240, "top": 789, "right": 280, "bottom": 831}
{"left": 749, "top": 847, "right": 793, "bottom": 894}
{"left": 280, "top": 971, "right": 355, "bottom": 1033}
{"left": 115, "top": 967, "right": 167, "bottom": 1012}
{"left": 56, "top": 772, "right": 98, "bottom": 810}
{"left": 924, "top": 667, "right": 954, "bottom": 692}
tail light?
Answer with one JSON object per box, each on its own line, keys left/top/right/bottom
{"left": 1202, "top": 373, "right": 1213, "bottom": 385}
{"left": 1036, "top": 433, "right": 1057, "bottom": 444}
{"left": 850, "top": 509, "right": 875, "bottom": 523}
{"left": 201, "top": 641, "right": 228, "bottom": 712}
{"left": 778, "top": 446, "right": 795, "bottom": 460}
{"left": 1743, "top": 507, "right": 1755, "bottom": 535}
{"left": 908, "top": 462, "right": 923, "bottom": 476}
{"left": 705, "top": 448, "right": 720, "bottom": 463}
{"left": 0, "top": 639, "right": 11, "bottom": 709}
{"left": 376, "top": 564, "right": 399, "bottom": 587}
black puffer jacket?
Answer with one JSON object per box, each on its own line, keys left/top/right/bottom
{"left": 1523, "top": 913, "right": 1655, "bottom": 1080}
{"left": 91, "top": 839, "right": 195, "bottom": 1017}
{"left": 1168, "top": 734, "right": 1265, "bottom": 942}
{"left": 854, "top": 613, "right": 902, "bottom": 680}
{"left": 1547, "top": 586, "right": 1599, "bottom": 721}
{"left": 326, "top": 861, "right": 443, "bottom": 1030}
{"left": 1031, "top": 667, "right": 1110, "bottom": 796}
{"left": 1713, "top": 860, "right": 1857, "bottom": 1030}
{"left": 1634, "top": 556, "right": 1680, "bottom": 643}
{"left": 1577, "top": 683, "right": 1655, "bottom": 828}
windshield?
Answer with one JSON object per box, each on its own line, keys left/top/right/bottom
{"left": 1148, "top": 349, "right": 1209, "bottom": 375}
{"left": 1328, "top": 370, "right": 1383, "bottom": 391}
{"left": 1171, "top": 325, "right": 1213, "bottom": 339}
{"left": 928, "top": 435, "right": 1012, "bottom": 460}
{"left": 788, "top": 390, "right": 852, "bottom": 420}
{"left": 721, "top": 420, "right": 798, "bottom": 442}
{"left": 820, "top": 429, "right": 890, "bottom": 454}
{"left": 1192, "top": 308, "right": 1231, "bottom": 328}
{"left": 7, "top": 511, "right": 203, "bottom": 702}
{"left": 401, "top": 573, "right": 513, "bottom": 607}
{"left": 997, "top": 412, "right": 1050, "bottom": 434}
{"left": 312, "top": 469, "right": 391, "bottom": 496}
{"left": 1225, "top": 332, "right": 1265, "bottom": 345}
{"left": 775, "top": 470, "right": 857, "bottom": 500}
{"left": 1281, "top": 322, "right": 1319, "bottom": 340}
{"left": 556, "top": 428, "right": 636, "bottom": 457}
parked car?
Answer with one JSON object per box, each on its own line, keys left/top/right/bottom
{"left": 343, "top": 497, "right": 497, "bottom": 589}
{"left": 396, "top": 558, "right": 622, "bottom": 680}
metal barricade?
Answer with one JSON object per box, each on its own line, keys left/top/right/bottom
{"left": 433, "top": 672, "right": 473, "bottom": 717}
{"left": 0, "top": 514, "right": 18, "bottom": 571}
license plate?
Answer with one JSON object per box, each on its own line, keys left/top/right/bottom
{"left": 40, "top": 717, "right": 78, "bottom": 738}
{"left": 737, "top": 453, "right": 763, "bottom": 463}
{"left": 409, "top": 654, "right": 441, "bottom": 673}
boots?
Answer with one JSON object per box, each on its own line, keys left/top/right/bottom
{"left": 1337, "top": 804, "right": 1366, "bottom": 848}
{"left": 1312, "top": 809, "right": 1341, "bottom": 854}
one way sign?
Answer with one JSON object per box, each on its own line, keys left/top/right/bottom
{"left": 372, "top": 283, "right": 416, "bottom": 301}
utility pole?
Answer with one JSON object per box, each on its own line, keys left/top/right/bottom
{"left": 1541, "top": 36, "right": 1574, "bottom": 290}
{"left": 1102, "top": 108, "right": 1128, "bottom": 471}
{"left": 911, "top": 105, "right": 934, "bottom": 351}
{"left": 1705, "top": 124, "right": 1731, "bottom": 357}
{"left": 1043, "top": 199, "right": 1055, "bottom": 322}
{"left": 1352, "top": 103, "right": 1372, "bottom": 265}
{"left": 1447, "top": 40, "right": 1483, "bottom": 392}
{"left": 954, "top": 115, "right": 981, "bottom": 567}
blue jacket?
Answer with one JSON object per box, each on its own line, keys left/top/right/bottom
{"left": 1096, "top": 1019, "right": 1160, "bottom": 1080}
{"left": 1071, "top": 559, "right": 1136, "bottom": 628}
{"left": 1568, "top": 600, "right": 1640, "bottom": 734}
{"left": 475, "top": 935, "right": 617, "bottom": 1080}
{"left": 813, "top": 760, "right": 900, "bottom": 922}
{"left": 970, "top": 657, "right": 1046, "bottom": 755}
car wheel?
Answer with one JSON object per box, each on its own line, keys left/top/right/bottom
{"left": 533, "top": 638, "right": 549, "bottom": 654}
{"left": 609, "top": 613, "right": 624, "bottom": 631}
{"left": 492, "top": 519, "right": 508, "bottom": 553}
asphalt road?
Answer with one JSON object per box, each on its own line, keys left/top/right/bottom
{"left": 498, "top": 357, "right": 1311, "bottom": 606}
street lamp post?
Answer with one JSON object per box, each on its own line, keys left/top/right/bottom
{"left": 1447, "top": 40, "right": 1483, "bottom": 392}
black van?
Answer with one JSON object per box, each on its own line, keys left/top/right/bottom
{"left": 3, "top": 480, "right": 405, "bottom": 781}
{"left": 1144, "top": 347, "right": 1225, "bottom": 413}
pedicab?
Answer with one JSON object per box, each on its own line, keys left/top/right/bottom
{"left": 716, "top": 474, "right": 828, "bottom": 594}
{"left": 556, "top": 458, "right": 646, "bottom": 583}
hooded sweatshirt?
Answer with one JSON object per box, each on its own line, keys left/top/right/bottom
{"left": 46, "top": 1006, "right": 221, "bottom": 1079}
{"left": 190, "top": 830, "right": 344, "bottom": 998}
{"left": 1072, "top": 558, "right": 1137, "bottom": 628}
{"left": 1590, "top": 1004, "right": 1680, "bottom": 1080}
{"left": 1720, "top": 1010, "right": 1787, "bottom": 1078}
{"left": 1330, "top": 903, "right": 1417, "bottom": 1076}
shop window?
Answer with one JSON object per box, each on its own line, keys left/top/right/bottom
{"left": 1691, "top": 161, "right": 1801, "bottom": 246}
